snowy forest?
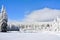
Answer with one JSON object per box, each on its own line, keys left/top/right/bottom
{"left": 1, "top": 5, "right": 60, "bottom": 33}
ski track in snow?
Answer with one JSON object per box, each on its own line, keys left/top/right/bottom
{"left": 0, "top": 31, "right": 60, "bottom": 40}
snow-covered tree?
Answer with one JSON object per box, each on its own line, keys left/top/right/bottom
{"left": 0, "top": 5, "right": 8, "bottom": 32}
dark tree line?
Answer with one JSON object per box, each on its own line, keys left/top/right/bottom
{"left": 7, "top": 25, "right": 19, "bottom": 31}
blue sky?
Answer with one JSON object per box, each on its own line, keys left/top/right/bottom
{"left": 0, "top": 0, "right": 60, "bottom": 21}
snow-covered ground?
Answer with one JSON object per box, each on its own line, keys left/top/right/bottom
{"left": 0, "top": 31, "right": 60, "bottom": 40}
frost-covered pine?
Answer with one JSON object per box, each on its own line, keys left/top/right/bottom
{"left": 0, "top": 5, "right": 8, "bottom": 32}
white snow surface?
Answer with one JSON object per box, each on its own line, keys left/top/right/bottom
{"left": 0, "top": 31, "right": 60, "bottom": 40}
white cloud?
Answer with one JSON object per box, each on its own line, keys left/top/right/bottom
{"left": 23, "top": 8, "right": 60, "bottom": 22}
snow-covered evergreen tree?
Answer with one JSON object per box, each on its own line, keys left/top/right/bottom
{"left": 0, "top": 5, "right": 8, "bottom": 32}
